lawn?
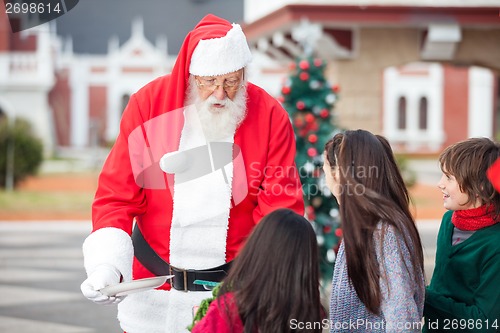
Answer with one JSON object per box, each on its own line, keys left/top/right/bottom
{"left": 0, "top": 172, "right": 98, "bottom": 220}
{"left": 0, "top": 171, "right": 445, "bottom": 221}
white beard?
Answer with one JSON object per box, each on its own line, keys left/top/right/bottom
{"left": 185, "top": 76, "right": 247, "bottom": 141}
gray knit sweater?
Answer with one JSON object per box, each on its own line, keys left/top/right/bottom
{"left": 329, "top": 223, "right": 425, "bottom": 333}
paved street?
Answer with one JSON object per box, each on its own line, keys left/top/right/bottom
{"left": 417, "top": 220, "right": 440, "bottom": 283}
{"left": 0, "top": 220, "right": 440, "bottom": 333}
{"left": 0, "top": 222, "right": 121, "bottom": 333}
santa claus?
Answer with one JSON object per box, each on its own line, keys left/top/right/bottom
{"left": 80, "top": 14, "right": 304, "bottom": 333}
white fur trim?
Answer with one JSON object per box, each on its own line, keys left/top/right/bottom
{"left": 159, "top": 151, "right": 189, "bottom": 174}
{"left": 189, "top": 23, "right": 252, "bottom": 76}
{"left": 82, "top": 227, "right": 133, "bottom": 282}
{"left": 164, "top": 289, "right": 213, "bottom": 332}
{"left": 118, "top": 288, "right": 211, "bottom": 333}
{"left": 169, "top": 106, "right": 233, "bottom": 269}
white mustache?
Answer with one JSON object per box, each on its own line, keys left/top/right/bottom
{"left": 206, "top": 96, "right": 227, "bottom": 107}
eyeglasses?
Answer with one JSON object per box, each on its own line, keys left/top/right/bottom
{"left": 195, "top": 75, "right": 244, "bottom": 93}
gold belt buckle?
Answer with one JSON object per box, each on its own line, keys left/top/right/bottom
{"left": 170, "top": 265, "right": 189, "bottom": 292}
{"left": 183, "top": 270, "right": 188, "bottom": 292}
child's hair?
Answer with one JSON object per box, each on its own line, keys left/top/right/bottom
{"left": 439, "top": 137, "right": 500, "bottom": 217}
{"left": 324, "top": 129, "right": 423, "bottom": 315}
{"left": 218, "top": 208, "right": 323, "bottom": 333}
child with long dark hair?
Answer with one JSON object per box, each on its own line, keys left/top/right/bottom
{"left": 323, "top": 130, "right": 425, "bottom": 332}
{"left": 191, "top": 208, "right": 324, "bottom": 333}
{"left": 424, "top": 137, "right": 500, "bottom": 332}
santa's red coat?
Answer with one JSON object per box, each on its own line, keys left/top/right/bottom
{"left": 93, "top": 74, "right": 303, "bottom": 274}
{"left": 83, "top": 74, "right": 304, "bottom": 332}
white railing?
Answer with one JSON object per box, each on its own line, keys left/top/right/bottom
{"left": 0, "top": 52, "right": 55, "bottom": 88}
{"left": 8, "top": 52, "right": 39, "bottom": 75}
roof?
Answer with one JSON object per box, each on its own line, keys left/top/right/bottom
{"left": 55, "top": 0, "right": 243, "bottom": 54}
{"left": 243, "top": 4, "right": 500, "bottom": 41}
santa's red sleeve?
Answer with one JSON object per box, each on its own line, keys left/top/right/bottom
{"left": 92, "top": 94, "right": 150, "bottom": 231}
{"left": 252, "top": 103, "right": 305, "bottom": 223}
{"left": 82, "top": 92, "right": 150, "bottom": 281}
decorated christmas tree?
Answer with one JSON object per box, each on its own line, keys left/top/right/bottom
{"left": 278, "top": 55, "right": 342, "bottom": 284}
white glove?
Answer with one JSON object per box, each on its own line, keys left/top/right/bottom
{"left": 80, "top": 263, "right": 124, "bottom": 305}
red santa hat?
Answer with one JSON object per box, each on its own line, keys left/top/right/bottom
{"left": 163, "top": 14, "right": 252, "bottom": 113}
{"left": 189, "top": 17, "right": 252, "bottom": 76}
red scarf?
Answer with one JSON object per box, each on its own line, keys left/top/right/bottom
{"left": 452, "top": 205, "right": 498, "bottom": 231}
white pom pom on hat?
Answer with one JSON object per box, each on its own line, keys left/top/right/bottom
{"left": 189, "top": 23, "right": 252, "bottom": 77}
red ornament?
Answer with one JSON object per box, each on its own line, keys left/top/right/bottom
{"left": 320, "top": 109, "right": 329, "bottom": 118}
{"left": 277, "top": 96, "right": 285, "bottom": 103}
{"left": 335, "top": 228, "right": 343, "bottom": 238}
{"left": 294, "top": 117, "right": 304, "bottom": 128}
{"left": 311, "top": 122, "right": 319, "bottom": 131}
{"left": 296, "top": 101, "right": 305, "bottom": 110}
{"left": 307, "top": 147, "right": 317, "bottom": 157}
{"left": 323, "top": 226, "right": 332, "bottom": 234}
{"left": 306, "top": 205, "right": 316, "bottom": 220}
{"left": 332, "top": 84, "right": 340, "bottom": 93}
{"left": 305, "top": 114, "right": 315, "bottom": 123}
{"left": 281, "top": 86, "right": 291, "bottom": 95}
{"left": 299, "top": 60, "right": 309, "bottom": 70}
{"left": 308, "top": 134, "right": 318, "bottom": 144}
{"left": 313, "top": 58, "right": 322, "bottom": 67}
{"left": 299, "top": 72, "right": 309, "bottom": 81}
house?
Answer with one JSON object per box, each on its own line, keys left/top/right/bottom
{"left": 0, "top": 12, "right": 173, "bottom": 152}
{"left": 242, "top": 1, "right": 500, "bottom": 153}
{"left": 1, "top": 1, "right": 498, "bottom": 154}
{"left": 383, "top": 62, "right": 495, "bottom": 152}
{"left": 0, "top": 9, "right": 56, "bottom": 152}
{"left": 50, "top": 18, "right": 173, "bottom": 148}
{"left": 0, "top": 0, "right": 243, "bottom": 153}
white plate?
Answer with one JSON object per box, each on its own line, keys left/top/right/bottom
{"left": 100, "top": 275, "right": 174, "bottom": 297}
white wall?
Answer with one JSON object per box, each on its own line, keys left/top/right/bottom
{"left": 68, "top": 18, "right": 173, "bottom": 146}
{"left": 69, "top": 59, "right": 89, "bottom": 148}
{"left": 247, "top": 52, "right": 287, "bottom": 97}
{"left": 468, "top": 66, "right": 494, "bottom": 138}
{"left": 383, "top": 62, "right": 445, "bottom": 152}
{"left": 0, "top": 24, "right": 56, "bottom": 154}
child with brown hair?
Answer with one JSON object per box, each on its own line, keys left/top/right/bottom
{"left": 424, "top": 137, "right": 500, "bottom": 332}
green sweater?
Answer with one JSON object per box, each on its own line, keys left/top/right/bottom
{"left": 424, "top": 210, "right": 500, "bottom": 332}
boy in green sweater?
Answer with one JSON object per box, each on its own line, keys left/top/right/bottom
{"left": 424, "top": 137, "right": 500, "bottom": 333}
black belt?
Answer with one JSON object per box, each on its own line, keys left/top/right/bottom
{"left": 131, "top": 224, "right": 231, "bottom": 292}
